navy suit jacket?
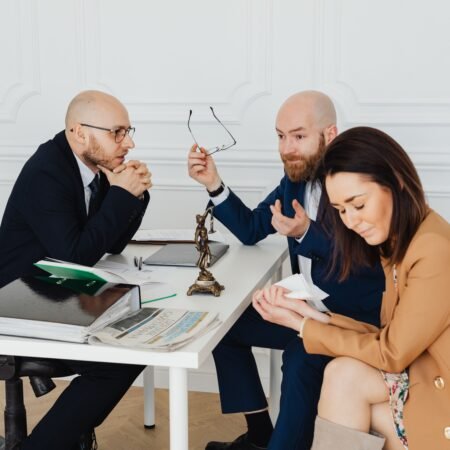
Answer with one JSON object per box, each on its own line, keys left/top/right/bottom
{"left": 213, "top": 176, "right": 384, "bottom": 326}
{"left": 0, "top": 131, "right": 149, "bottom": 287}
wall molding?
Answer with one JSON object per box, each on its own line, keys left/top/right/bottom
{"left": 1, "top": 145, "right": 448, "bottom": 170}
{"left": 76, "top": 0, "right": 273, "bottom": 124}
{"left": 1, "top": 173, "right": 449, "bottom": 200}
{"left": 313, "top": 0, "right": 450, "bottom": 125}
{"left": 150, "top": 182, "right": 269, "bottom": 193}
{"left": 426, "top": 189, "right": 450, "bottom": 198}
{"left": 75, "top": 0, "right": 273, "bottom": 124}
{"left": 0, "top": 0, "right": 41, "bottom": 122}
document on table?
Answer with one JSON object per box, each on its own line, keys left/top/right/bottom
{"left": 97, "top": 261, "right": 178, "bottom": 302}
{"left": 95, "top": 260, "right": 176, "bottom": 284}
{"left": 132, "top": 229, "right": 227, "bottom": 244}
{"left": 93, "top": 260, "right": 154, "bottom": 284}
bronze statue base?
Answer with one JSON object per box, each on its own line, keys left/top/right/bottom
{"left": 187, "top": 270, "right": 224, "bottom": 297}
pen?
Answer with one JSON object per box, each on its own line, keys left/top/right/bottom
{"left": 134, "top": 256, "right": 143, "bottom": 270}
{"left": 142, "top": 293, "right": 177, "bottom": 304}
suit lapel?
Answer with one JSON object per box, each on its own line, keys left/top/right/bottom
{"left": 53, "top": 131, "right": 89, "bottom": 219}
{"left": 284, "top": 178, "right": 306, "bottom": 217}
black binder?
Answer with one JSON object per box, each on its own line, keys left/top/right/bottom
{"left": 0, "top": 276, "right": 141, "bottom": 343}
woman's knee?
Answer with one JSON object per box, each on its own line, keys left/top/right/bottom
{"left": 322, "top": 357, "right": 368, "bottom": 392}
{"left": 322, "top": 357, "right": 387, "bottom": 403}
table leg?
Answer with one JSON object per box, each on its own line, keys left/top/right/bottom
{"left": 269, "top": 262, "right": 283, "bottom": 422}
{"left": 169, "top": 367, "right": 188, "bottom": 450}
{"left": 143, "top": 366, "right": 155, "bottom": 428}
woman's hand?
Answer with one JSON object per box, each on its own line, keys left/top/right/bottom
{"left": 252, "top": 284, "right": 331, "bottom": 330}
{"left": 252, "top": 286, "right": 305, "bottom": 332}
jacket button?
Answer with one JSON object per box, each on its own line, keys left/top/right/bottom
{"left": 445, "top": 427, "right": 450, "bottom": 440}
{"left": 434, "top": 376, "right": 445, "bottom": 390}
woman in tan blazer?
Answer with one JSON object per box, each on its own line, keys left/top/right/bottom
{"left": 253, "top": 127, "right": 450, "bottom": 450}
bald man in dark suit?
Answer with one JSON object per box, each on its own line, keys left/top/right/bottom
{"left": 0, "top": 90, "right": 152, "bottom": 450}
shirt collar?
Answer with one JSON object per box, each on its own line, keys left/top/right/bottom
{"left": 73, "top": 153, "right": 97, "bottom": 188}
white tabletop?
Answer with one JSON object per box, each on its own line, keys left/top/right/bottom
{"left": 0, "top": 234, "right": 288, "bottom": 370}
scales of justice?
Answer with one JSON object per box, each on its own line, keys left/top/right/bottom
{"left": 187, "top": 206, "right": 225, "bottom": 297}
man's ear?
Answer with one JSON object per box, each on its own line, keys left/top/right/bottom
{"left": 70, "top": 124, "right": 87, "bottom": 146}
{"left": 324, "top": 125, "right": 338, "bottom": 145}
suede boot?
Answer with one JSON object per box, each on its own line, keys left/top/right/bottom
{"left": 311, "top": 416, "right": 385, "bottom": 450}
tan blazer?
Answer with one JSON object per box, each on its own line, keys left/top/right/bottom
{"left": 303, "top": 210, "right": 450, "bottom": 450}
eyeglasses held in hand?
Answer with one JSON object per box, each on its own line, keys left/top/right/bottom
{"left": 187, "top": 107, "right": 236, "bottom": 155}
{"left": 75, "top": 123, "right": 135, "bottom": 143}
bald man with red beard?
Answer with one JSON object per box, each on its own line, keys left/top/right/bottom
{"left": 188, "top": 91, "right": 385, "bottom": 450}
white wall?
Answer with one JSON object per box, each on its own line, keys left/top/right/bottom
{"left": 1, "top": 0, "right": 450, "bottom": 392}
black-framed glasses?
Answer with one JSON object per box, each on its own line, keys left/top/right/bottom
{"left": 187, "top": 106, "right": 236, "bottom": 155}
{"left": 80, "top": 123, "right": 135, "bottom": 143}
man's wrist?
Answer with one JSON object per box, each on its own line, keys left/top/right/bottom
{"left": 294, "top": 219, "right": 311, "bottom": 240}
{"left": 207, "top": 180, "right": 225, "bottom": 198}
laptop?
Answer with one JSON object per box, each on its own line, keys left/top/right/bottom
{"left": 143, "top": 242, "right": 229, "bottom": 267}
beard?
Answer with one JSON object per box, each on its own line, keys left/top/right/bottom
{"left": 282, "top": 133, "right": 326, "bottom": 182}
{"left": 81, "top": 136, "right": 115, "bottom": 170}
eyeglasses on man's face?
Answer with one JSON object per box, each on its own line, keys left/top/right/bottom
{"left": 187, "top": 106, "right": 236, "bottom": 155}
{"left": 79, "top": 123, "right": 135, "bottom": 143}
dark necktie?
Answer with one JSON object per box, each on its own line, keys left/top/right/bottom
{"left": 88, "top": 174, "right": 101, "bottom": 217}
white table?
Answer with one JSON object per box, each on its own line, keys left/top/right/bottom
{"left": 0, "top": 235, "right": 288, "bottom": 450}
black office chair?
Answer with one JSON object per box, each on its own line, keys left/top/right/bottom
{"left": 0, "top": 355, "right": 73, "bottom": 450}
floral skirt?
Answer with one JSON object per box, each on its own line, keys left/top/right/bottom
{"left": 381, "top": 370, "right": 409, "bottom": 450}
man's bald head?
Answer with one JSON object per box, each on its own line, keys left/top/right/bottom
{"left": 277, "top": 90, "right": 336, "bottom": 130}
{"left": 65, "top": 90, "right": 134, "bottom": 172}
{"left": 65, "top": 90, "right": 128, "bottom": 130}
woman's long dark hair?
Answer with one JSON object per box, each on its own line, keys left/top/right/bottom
{"left": 318, "top": 126, "right": 428, "bottom": 281}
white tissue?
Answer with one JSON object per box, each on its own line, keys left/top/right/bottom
{"left": 275, "top": 274, "right": 328, "bottom": 302}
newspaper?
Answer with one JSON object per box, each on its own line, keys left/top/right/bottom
{"left": 88, "top": 307, "right": 221, "bottom": 351}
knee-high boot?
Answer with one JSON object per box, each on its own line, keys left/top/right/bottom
{"left": 311, "top": 417, "right": 385, "bottom": 450}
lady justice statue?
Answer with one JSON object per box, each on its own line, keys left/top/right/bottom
{"left": 187, "top": 207, "right": 224, "bottom": 296}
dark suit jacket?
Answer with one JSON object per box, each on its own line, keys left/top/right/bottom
{"left": 213, "top": 175, "right": 384, "bottom": 326}
{"left": 0, "top": 131, "right": 149, "bottom": 287}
